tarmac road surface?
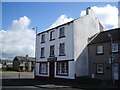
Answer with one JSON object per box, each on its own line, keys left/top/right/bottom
{"left": 1, "top": 72, "right": 119, "bottom": 90}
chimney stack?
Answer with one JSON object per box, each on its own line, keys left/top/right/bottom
{"left": 86, "top": 7, "right": 96, "bottom": 19}
{"left": 26, "top": 55, "right": 28, "bottom": 57}
{"left": 86, "top": 7, "right": 91, "bottom": 15}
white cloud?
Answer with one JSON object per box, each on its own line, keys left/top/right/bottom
{"left": 49, "top": 15, "right": 74, "bottom": 29}
{"left": 0, "top": 16, "right": 36, "bottom": 60}
{"left": 80, "top": 4, "right": 118, "bottom": 30}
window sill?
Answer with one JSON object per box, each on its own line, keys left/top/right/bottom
{"left": 49, "top": 39, "right": 55, "bottom": 41}
{"left": 59, "top": 36, "right": 65, "bottom": 39}
{"left": 59, "top": 54, "right": 66, "bottom": 56}
{"left": 96, "top": 73, "right": 104, "bottom": 75}
{"left": 41, "top": 41, "right": 45, "bottom": 44}
{"left": 40, "top": 57, "right": 45, "bottom": 58}
{"left": 40, "top": 72, "right": 48, "bottom": 75}
{"left": 56, "top": 73, "right": 68, "bottom": 76}
{"left": 96, "top": 53, "right": 104, "bottom": 55}
{"left": 110, "top": 51, "right": 119, "bottom": 54}
{"left": 49, "top": 55, "right": 55, "bottom": 57}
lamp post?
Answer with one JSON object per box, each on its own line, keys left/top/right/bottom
{"left": 32, "top": 27, "right": 37, "bottom": 78}
{"left": 108, "top": 34, "right": 114, "bottom": 85}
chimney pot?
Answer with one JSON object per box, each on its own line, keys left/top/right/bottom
{"left": 26, "top": 55, "right": 28, "bottom": 57}
{"left": 86, "top": 7, "right": 91, "bottom": 15}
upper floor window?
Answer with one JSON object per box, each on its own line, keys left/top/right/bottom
{"left": 59, "top": 27, "right": 65, "bottom": 38}
{"left": 40, "top": 47, "right": 45, "bottom": 58}
{"left": 96, "top": 64, "right": 104, "bottom": 74}
{"left": 50, "top": 45, "right": 55, "bottom": 57}
{"left": 50, "top": 31, "right": 55, "bottom": 41}
{"left": 96, "top": 45, "right": 103, "bottom": 54}
{"left": 20, "top": 61, "right": 24, "bottom": 64}
{"left": 112, "top": 43, "right": 118, "bottom": 53}
{"left": 59, "top": 43, "right": 65, "bottom": 56}
{"left": 41, "top": 34, "right": 45, "bottom": 43}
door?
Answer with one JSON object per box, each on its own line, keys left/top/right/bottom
{"left": 49, "top": 61, "right": 55, "bottom": 78}
{"left": 113, "top": 64, "right": 119, "bottom": 80}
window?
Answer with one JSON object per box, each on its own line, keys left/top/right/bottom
{"left": 50, "top": 45, "right": 54, "bottom": 57}
{"left": 97, "top": 45, "right": 103, "bottom": 54}
{"left": 112, "top": 43, "right": 118, "bottom": 52}
{"left": 40, "top": 63, "right": 48, "bottom": 74}
{"left": 96, "top": 64, "right": 104, "bottom": 74}
{"left": 41, "top": 34, "right": 45, "bottom": 43}
{"left": 57, "top": 61, "right": 68, "bottom": 75}
{"left": 59, "top": 43, "right": 65, "bottom": 56}
{"left": 59, "top": 27, "right": 65, "bottom": 38}
{"left": 20, "top": 61, "right": 23, "bottom": 64}
{"left": 40, "top": 47, "right": 45, "bottom": 58}
{"left": 50, "top": 31, "right": 55, "bottom": 41}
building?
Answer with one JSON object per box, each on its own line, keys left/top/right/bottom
{"left": 0, "top": 60, "right": 13, "bottom": 70}
{"left": 13, "top": 55, "right": 35, "bottom": 72}
{"left": 0, "top": 63, "right": 2, "bottom": 70}
{"left": 88, "top": 28, "right": 120, "bottom": 80}
{"left": 35, "top": 8, "right": 104, "bottom": 80}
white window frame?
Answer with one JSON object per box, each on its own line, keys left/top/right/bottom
{"left": 50, "top": 45, "right": 54, "bottom": 56}
{"left": 59, "top": 27, "right": 65, "bottom": 37}
{"left": 41, "top": 34, "right": 45, "bottom": 43}
{"left": 96, "top": 64, "right": 104, "bottom": 74}
{"left": 97, "top": 45, "right": 103, "bottom": 54}
{"left": 57, "top": 62, "right": 68, "bottom": 75}
{"left": 50, "top": 30, "right": 55, "bottom": 40}
{"left": 112, "top": 43, "right": 118, "bottom": 52}
{"left": 40, "top": 63, "right": 47, "bottom": 74}
{"left": 40, "top": 47, "right": 45, "bottom": 58}
{"left": 59, "top": 43, "right": 65, "bottom": 55}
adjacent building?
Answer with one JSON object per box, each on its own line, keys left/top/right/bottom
{"left": 35, "top": 8, "right": 104, "bottom": 80}
{"left": 88, "top": 28, "right": 120, "bottom": 80}
{"left": 13, "top": 55, "right": 35, "bottom": 72}
{"left": 0, "top": 60, "right": 13, "bottom": 70}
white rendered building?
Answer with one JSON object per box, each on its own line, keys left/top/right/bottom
{"left": 35, "top": 8, "right": 104, "bottom": 80}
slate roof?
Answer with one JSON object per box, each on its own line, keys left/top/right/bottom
{"left": 88, "top": 28, "right": 120, "bottom": 45}
{"left": 0, "top": 60, "right": 13, "bottom": 63}
{"left": 14, "top": 56, "right": 35, "bottom": 61}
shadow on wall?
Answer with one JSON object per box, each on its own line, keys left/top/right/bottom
{"left": 75, "top": 46, "right": 89, "bottom": 78}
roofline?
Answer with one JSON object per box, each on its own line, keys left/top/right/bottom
{"left": 37, "top": 20, "right": 74, "bottom": 36}
{"left": 100, "top": 28, "right": 120, "bottom": 33}
{"left": 36, "top": 13, "right": 104, "bottom": 36}
{"left": 15, "top": 56, "right": 35, "bottom": 58}
{"left": 88, "top": 28, "right": 120, "bottom": 45}
{"left": 36, "top": 14, "right": 91, "bottom": 36}
{"left": 88, "top": 32, "right": 100, "bottom": 44}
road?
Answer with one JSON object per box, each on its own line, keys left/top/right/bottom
{"left": 2, "top": 79, "right": 84, "bottom": 90}
{"left": 1, "top": 72, "right": 119, "bottom": 90}
{"left": 1, "top": 72, "right": 34, "bottom": 79}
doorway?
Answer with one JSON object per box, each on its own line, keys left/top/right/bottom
{"left": 49, "top": 61, "right": 55, "bottom": 78}
{"left": 113, "top": 63, "right": 119, "bottom": 80}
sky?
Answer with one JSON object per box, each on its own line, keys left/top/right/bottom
{"left": 1, "top": 2, "right": 119, "bottom": 60}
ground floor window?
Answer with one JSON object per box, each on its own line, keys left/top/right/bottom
{"left": 96, "top": 64, "right": 104, "bottom": 74}
{"left": 39, "top": 62, "right": 48, "bottom": 74}
{"left": 57, "top": 61, "right": 68, "bottom": 75}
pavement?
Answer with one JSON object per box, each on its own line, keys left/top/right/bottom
{"left": 1, "top": 79, "right": 119, "bottom": 90}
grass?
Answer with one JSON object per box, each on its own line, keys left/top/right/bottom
{"left": 0, "top": 70, "right": 17, "bottom": 72}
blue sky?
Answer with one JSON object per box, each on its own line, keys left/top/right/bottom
{"left": 2, "top": 2, "right": 118, "bottom": 32}
{"left": 1, "top": 2, "right": 119, "bottom": 59}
